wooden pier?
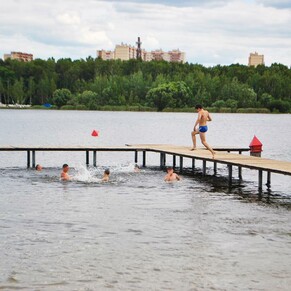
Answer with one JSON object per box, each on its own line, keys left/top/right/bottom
{"left": 127, "top": 144, "right": 291, "bottom": 190}
{"left": 0, "top": 144, "right": 291, "bottom": 191}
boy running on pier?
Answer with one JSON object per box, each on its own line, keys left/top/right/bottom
{"left": 191, "top": 104, "right": 215, "bottom": 159}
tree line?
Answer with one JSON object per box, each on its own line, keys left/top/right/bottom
{"left": 0, "top": 57, "right": 290, "bottom": 112}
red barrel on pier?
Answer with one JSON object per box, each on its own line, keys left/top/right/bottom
{"left": 249, "top": 135, "right": 263, "bottom": 157}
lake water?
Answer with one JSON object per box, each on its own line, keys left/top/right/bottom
{"left": 0, "top": 110, "right": 291, "bottom": 290}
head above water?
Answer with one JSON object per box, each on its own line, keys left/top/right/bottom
{"left": 35, "top": 164, "right": 42, "bottom": 171}
{"left": 195, "top": 104, "right": 203, "bottom": 110}
{"left": 167, "top": 167, "right": 173, "bottom": 173}
{"left": 104, "top": 169, "right": 110, "bottom": 175}
{"left": 62, "top": 164, "right": 69, "bottom": 172}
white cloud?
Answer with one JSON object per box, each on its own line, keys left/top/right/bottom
{"left": 57, "top": 12, "right": 81, "bottom": 26}
{"left": 145, "top": 36, "right": 160, "bottom": 50}
{"left": 0, "top": 0, "right": 290, "bottom": 65}
{"left": 256, "top": 0, "right": 291, "bottom": 8}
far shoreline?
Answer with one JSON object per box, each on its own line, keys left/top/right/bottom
{"left": 0, "top": 105, "right": 286, "bottom": 114}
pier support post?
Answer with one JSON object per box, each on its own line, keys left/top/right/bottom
{"left": 238, "top": 167, "right": 242, "bottom": 180}
{"left": 203, "top": 160, "right": 206, "bottom": 176}
{"left": 142, "top": 151, "right": 146, "bottom": 167}
{"left": 173, "top": 155, "right": 176, "bottom": 169}
{"left": 27, "top": 151, "right": 30, "bottom": 168}
{"left": 228, "top": 165, "right": 233, "bottom": 187}
{"left": 258, "top": 170, "right": 263, "bottom": 191}
{"left": 32, "top": 151, "right": 36, "bottom": 168}
{"left": 93, "top": 151, "right": 97, "bottom": 167}
{"left": 266, "top": 171, "right": 271, "bottom": 188}
{"left": 86, "top": 151, "right": 89, "bottom": 167}
{"left": 213, "top": 161, "right": 217, "bottom": 176}
{"left": 179, "top": 156, "right": 183, "bottom": 173}
{"left": 135, "top": 151, "right": 138, "bottom": 164}
{"left": 160, "top": 153, "right": 166, "bottom": 169}
{"left": 192, "top": 158, "right": 195, "bottom": 173}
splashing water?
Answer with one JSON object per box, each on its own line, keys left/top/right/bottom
{"left": 71, "top": 165, "right": 101, "bottom": 183}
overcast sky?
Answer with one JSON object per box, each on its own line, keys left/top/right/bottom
{"left": 0, "top": 0, "right": 291, "bottom": 66}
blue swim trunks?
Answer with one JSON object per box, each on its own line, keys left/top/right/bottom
{"left": 199, "top": 126, "right": 208, "bottom": 133}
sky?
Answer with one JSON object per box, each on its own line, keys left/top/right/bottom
{"left": 0, "top": 0, "right": 291, "bottom": 66}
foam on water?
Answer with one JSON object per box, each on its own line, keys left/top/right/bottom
{"left": 71, "top": 165, "right": 101, "bottom": 183}
{"left": 70, "top": 163, "right": 140, "bottom": 184}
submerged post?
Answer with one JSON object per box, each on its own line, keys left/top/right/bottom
{"left": 214, "top": 161, "right": 217, "bottom": 176}
{"left": 86, "top": 151, "right": 89, "bottom": 167}
{"left": 93, "top": 151, "right": 97, "bottom": 167}
{"left": 32, "top": 151, "right": 36, "bottom": 168}
{"left": 228, "top": 165, "right": 233, "bottom": 187}
{"left": 142, "top": 151, "right": 146, "bottom": 167}
{"left": 179, "top": 156, "right": 183, "bottom": 173}
{"left": 27, "top": 151, "right": 30, "bottom": 168}
{"left": 238, "top": 167, "right": 242, "bottom": 180}
{"left": 258, "top": 170, "right": 263, "bottom": 190}
{"left": 192, "top": 158, "right": 195, "bottom": 173}
{"left": 203, "top": 160, "right": 206, "bottom": 176}
{"left": 173, "top": 155, "right": 176, "bottom": 169}
{"left": 135, "top": 150, "right": 138, "bottom": 164}
{"left": 266, "top": 171, "right": 271, "bottom": 188}
{"left": 160, "top": 153, "right": 166, "bottom": 169}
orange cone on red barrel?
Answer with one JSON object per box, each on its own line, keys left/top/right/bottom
{"left": 249, "top": 135, "right": 262, "bottom": 157}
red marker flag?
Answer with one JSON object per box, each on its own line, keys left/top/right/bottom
{"left": 91, "top": 130, "right": 99, "bottom": 137}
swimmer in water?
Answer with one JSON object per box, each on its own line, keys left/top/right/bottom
{"left": 35, "top": 164, "right": 42, "bottom": 171}
{"left": 191, "top": 104, "right": 215, "bottom": 159}
{"left": 134, "top": 164, "right": 141, "bottom": 173}
{"left": 164, "top": 167, "right": 180, "bottom": 182}
{"left": 61, "top": 164, "right": 70, "bottom": 181}
{"left": 102, "top": 169, "right": 110, "bottom": 182}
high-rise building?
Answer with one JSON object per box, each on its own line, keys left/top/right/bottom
{"left": 4, "top": 51, "right": 33, "bottom": 62}
{"left": 248, "top": 52, "right": 264, "bottom": 67}
{"left": 114, "top": 43, "right": 137, "bottom": 61}
{"left": 97, "top": 38, "right": 186, "bottom": 63}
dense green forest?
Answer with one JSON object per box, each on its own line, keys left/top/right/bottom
{"left": 0, "top": 57, "right": 290, "bottom": 112}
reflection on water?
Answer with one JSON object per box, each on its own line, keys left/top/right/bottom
{"left": 0, "top": 110, "right": 291, "bottom": 290}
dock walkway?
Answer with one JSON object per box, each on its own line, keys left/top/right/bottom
{"left": 128, "top": 144, "right": 291, "bottom": 190}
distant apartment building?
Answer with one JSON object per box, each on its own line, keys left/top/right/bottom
{"left": 248, "top": 52, "right": 264, "bottom": 67}
{"left": 97, "top": 50, "right": 114, "bottom": 61}
{"left": 4, "top": 51, "right": 33, "bottom": 62}
{"left": 115, "top": 43, "right": 137, "bottom": 61}
{"left": 97, "top": 42, "right": 185, "bottom": 63}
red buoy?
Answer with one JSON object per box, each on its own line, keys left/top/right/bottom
{"left": 91, "top": 130, "right": 99, "bottom": 137}
{"left": 249, "top": 135, "right": 263, "bottom": 157}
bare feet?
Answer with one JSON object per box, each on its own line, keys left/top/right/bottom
{"left": 212, "top": 151, "right": 216, "bottom": 159}
{"left": 190, "top": 148, "right": 196, "bottom": 151}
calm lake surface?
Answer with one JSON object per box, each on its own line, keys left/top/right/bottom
{"left": 0, "top": 110, "right": 291, "bottom": 290}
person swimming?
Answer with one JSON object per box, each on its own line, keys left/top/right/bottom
{"left": 102, "top": 169, "right": 110, "bottom": 182}
{"left": 164, "top": 167, "right": 180, "bottom": 182}
{"left": 61, "top": 164, "right": 70, "bottom": 181}
{"left": 35, "top": 164, "right": 42, "bottom": 171}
